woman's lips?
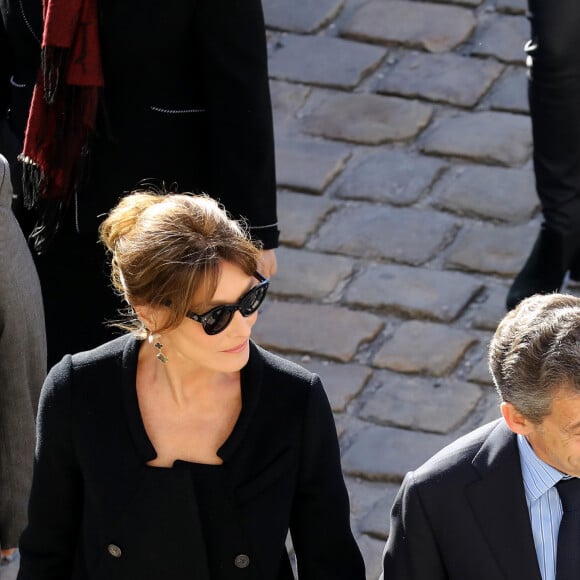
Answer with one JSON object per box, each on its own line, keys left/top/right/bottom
{"left": 223, "top": 340, "right": 248, "bottom": 354}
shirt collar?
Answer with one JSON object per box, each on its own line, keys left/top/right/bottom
{"left": 517, "top": 434, "right": 564, "bottom": 503}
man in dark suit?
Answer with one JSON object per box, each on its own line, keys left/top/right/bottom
{"left": 381, "top": 292, "right": 580, "bottom": 580}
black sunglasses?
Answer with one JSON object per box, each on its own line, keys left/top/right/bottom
{"left": 186, "top": 272, "right": 269, "bottom": 335}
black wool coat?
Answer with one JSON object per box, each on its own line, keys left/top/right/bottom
{"left": 1, "top": 0, "right": 278, "bottom": 247}
{"left": 18, "top": 336, "right": 365, "bottom": 580}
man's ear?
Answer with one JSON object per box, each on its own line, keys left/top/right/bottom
{"left": 501, "top": 402, "right": 535, "bottom": 435}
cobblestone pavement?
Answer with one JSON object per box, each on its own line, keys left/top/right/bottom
{"left": 252, "top": 0, "right": 580, "bottom": 577}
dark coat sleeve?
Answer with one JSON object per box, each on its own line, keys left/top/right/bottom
{"left": 17, "top": 358, "right": 83, "bottom": 580}
{"left": 381, "top": 472, "right": 447, "bottom": 580}
{"left": 195, "top": 0, "right": 278, "bottom": 249}
{"left": 290, "top": 376, "right": 366, "bottom": 579}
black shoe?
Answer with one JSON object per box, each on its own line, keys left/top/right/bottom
{"left": 506, "top": 226, "right": 574, "bottom": 311}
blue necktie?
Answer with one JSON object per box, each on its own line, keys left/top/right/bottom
{"left": 556, "top": 477, "right": 580, "bottom": 580}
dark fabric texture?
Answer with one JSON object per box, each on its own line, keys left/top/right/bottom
{"left": 381, "top": 420, "right": 542, "bottom": 580}
{"left": 7, "top": 0, "right": 278, "bottom": 248}
{"left": 555, "top": 477, "right": 580, "bottom": 580}
{"left": 526, "top": 0, "right": 580, "bottom": 235}
{"left": 17, "top": 338, "right": 365, "bottom": 580}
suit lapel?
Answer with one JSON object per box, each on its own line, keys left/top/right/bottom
{"left": 466, "top": 421, "right": 542, "bottom": 580}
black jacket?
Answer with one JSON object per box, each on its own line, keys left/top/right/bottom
{"left": 381, "top": 419, "right": 542, "bottom": 580}
{"left": 0, "top": 0, "right": 278, "bottom": 247}
{"left": 18, "top": 336, "right": 365, "bottom": 579}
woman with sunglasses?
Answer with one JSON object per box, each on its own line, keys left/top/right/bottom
{"left": 17, "top": 191, "right": 365, "bottom": 580}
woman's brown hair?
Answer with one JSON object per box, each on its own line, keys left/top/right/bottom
{"left": 99, "top": 191, "right": 261, "bottom": 335}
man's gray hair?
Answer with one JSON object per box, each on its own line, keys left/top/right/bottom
{"left": 489, "top": 293, "right": 580, "bottom": 423}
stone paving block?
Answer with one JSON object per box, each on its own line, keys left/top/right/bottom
{"left": 471, "top": 283, "right": 510, "bottom": 330}
{"left": 270, "top": 246, "right": 354, "bottom": 299}
{"left": 358, "top": 534, "right": 385, "bottom": 580}
{"left": 471, "top": 14, "right": 528, "bottom": 64}
{"left": 359, "top": 486, "right": 401, "bottom": 540}
{"left": 432, "top": 165, "right": 538, "bottom": 222}
{"left": 467, "top": 356, "right": 494, "bottom": 386}
{"left": 445, "top": 0, "right": 482, "bottom": 5}
{"left": 487, "top": 66, "right": 528, "bottom": 114}
{"left": 376, "top": 51, "right": 503, "bottom": 108}
{"left": 275, "top": 137, "right": 351, "bottom": 193}
{"left": 373, "top": 320, "right": 478, "bottom": 376}
{"left": 300, "top": 93, "right": 433, "bottom": 144}
{"left": 360, "top": 372, "right": 482, "bottom": 433}
{"left": 312, "top": 205, "right": 457, "bottom": 265}
{"left": 344, "top": 263, "right": 482, "bottom": 322}
{"left": 345, "top": 476, "right": 392, "bottom": 523}
{"left": 497, "top": 0, "right": 526, "bottom": 14}
{"left": 445, "top": 222, "right": 539, "bottom": 276}
{"left": 270, "top": 80, "right": 311, "bottom": 126}
{"left": 253, "top": 300, "right": 384, "bottom": 362}
{"left": 420, "top": 111, "right": 532, "bottom": 167}
{"left": 473, "top": 389, "right": 503, "bottom": 428}
{"left": 300, "top": 359, "right": 372, "bottom": 412}
{"left": 277, "top": 191, "right": 335, "bottom": 247}
{"left": 269, "top": 33, "right": 386, "bottom": 89}
{"left": 342, "top": 423, "right": 450, "bottom": 480}
{"left": 339, "top": 0, "right": 476, "bottom": 53}
{"left": 263, "top": 0, "right": 344, "bottom": 33}
{"left": 332, "top": 149, "right": 446, "bottom": 206}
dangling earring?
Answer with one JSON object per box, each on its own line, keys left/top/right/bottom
{"left": 149, "top": 332, "right": 168, "bottom": 364}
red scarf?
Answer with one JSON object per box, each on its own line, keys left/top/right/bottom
{"left": 20, "top": 0, "right": 103, "bottom": 251}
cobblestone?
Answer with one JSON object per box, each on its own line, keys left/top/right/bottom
{"left": 268, "top": 33, "right": 386, "bottom": 89}
{"left": 277, "top": 191, "right": 335, "bottom": 247}
{"left": 470, "top": 14, "right": 529, "bottom": 64}
{"left": 301, "top": 92, "right": 433, "bottom": 145}
{"left": 344, "top": 263, "right": 482, "bottom": 322}
{"left": 359, "top": 373, "right": 482, "bottom": 433}
{"left": 339, "top": 1, "right": 477, "bottom": 53}
{"left": 341, "top": 423, "right": 451, "bottom": 480}
{"left": 431, "top": 164, "right": 538, "bottom": 222}
{"left": 487, "top": 67, "right": 529, "bottom": 113}
{"left": 372, "top": 320, "right": 478, "bottom": 376}
{"left": 263, "top": 0, "right": 344, "bottom": 33}
{"left": 253, "top": 300, "right": 384, "bottom": 362}
{"left": 376, "top": 51, "right": 504, "bottom": 107}
{"left": 420, "top": 111, "right": 532, "bottom": 167}
{"left": 275, "top": 137, "right": 351, "bottom": 193}
{"left": 261, "top": 0, "right": 549, "bottom": 576}
{"left": 271, "top": 246, "right": 355, "bottom": 299}
{"left": 445, "top": 222, "right": 539, "bottom": 276}
{"left": 331, "top": 149, "right": 446, "bottom": 206}
{"left": 312, "top": 205, "right": 458, "bottom": 264}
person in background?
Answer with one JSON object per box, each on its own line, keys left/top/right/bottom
{"left": 1, "top": 0, "right": 278, "bottom": 368}
{"left": 382, "top": 293, "right": 580, "bottom": 580}
{"left": 506, "top": 0, "right": 580, "bottom": 309}
{"left": 17, "top": 191, "right": 365, "bottom": 580}
{"left": 0, "top": 154, "right": 46, "bottom": 565}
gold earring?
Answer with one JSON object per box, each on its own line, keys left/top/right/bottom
{"left": 149, "top": 333, "right": 168, "bottom": 364}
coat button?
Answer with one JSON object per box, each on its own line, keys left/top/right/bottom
{"left": 107, "top": 544, "right": 122, "bottom": 558}
{"left": 234, "top": 553, "right": 250, "bottom": 568}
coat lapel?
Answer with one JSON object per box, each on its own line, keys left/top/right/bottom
{"left": 466, "top": 421, "right": 542, "bottom": 580}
